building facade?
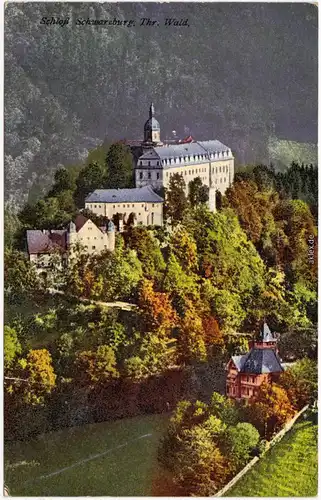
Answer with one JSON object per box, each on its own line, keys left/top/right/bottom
{"left": 133, "top": 104, "right": 235, "bottom": 211}
{"left": 26, "top": 214, "right": 115, "bottom": 270}
{"left": 226, "top": 323, "right": 283, "bottom": 400}
{"left": 85, "top": 185, "right": 164, "bottom": 226}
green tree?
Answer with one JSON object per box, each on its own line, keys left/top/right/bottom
{"left": 105, "top": 142, "right": 133, "bottom": 189}
{"left": 223, "top": 422, "right": 260, "bottom": 472}
{"left": 124, "top": 226, "right": 165, "bottom": 280}
{"left": 4, "top": 325, "right": 22, "bottom": 370}
{"left": 188, "top": 176, "right": 209, "bottom": 207}
{"left": 165, "top": 173, "right": 188, "bottom": 225}
{"left": 74, "top": 345, "right": 119, "bottom": 387}
{"left": 74, "top": 161, "right": 108, "bottom": 207}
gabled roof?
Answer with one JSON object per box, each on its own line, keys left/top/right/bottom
{"left": 26, "top": 230, "right": 67, "bottom": 255}
{"left": 234, "top": 348, "right": 283, "bottom": 375}
{"left": 85, "top": 185, "right": 164, "bottom": 204}
{"left": 74, "top": 214, "right": 88, "bottom": 232}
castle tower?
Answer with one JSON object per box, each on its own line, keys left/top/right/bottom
{"left": 143, "top": 102, "right": 161, "bottom": 144}
{"left": 106, "top": 220, "right": 115, "bottom": 251}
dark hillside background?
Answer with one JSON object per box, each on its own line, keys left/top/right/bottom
{"left": 4, "top": 2, "right": 317, "bottom": 206}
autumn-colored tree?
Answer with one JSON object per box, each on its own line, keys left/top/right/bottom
{"left": 9, "top": 349, "right": 57, "bottom": 406}
{"left": 137, "top": 279, "right": 177, "bottom": 335}
{"left": 176, "top": 301, "right": 207, "bottom": 363}
{"left": 247, "top": 382, "right": 295, "bottom": 437}
{"left": 202, "top": 316, "right": 224, "bottom": 349}
{"left": 74, "top": 345, "right": 119, "bottom": 387}
{"left": 278, "top": 358, "right": 317, "bottom": 409}
{"left": 174, "top": 425, "right": 228, "bottom": 495}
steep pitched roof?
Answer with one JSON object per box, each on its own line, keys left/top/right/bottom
{"left": 85, "top": 185, "right": 164, "bottom": 204}
{"left": 231, "top": 353, "right": 250, "bottom": 370}
{"left": 74, "top": 214, "right": 88, "bottom": 232}
{"left": 258, "top": 322, "right": 277, "bottom": 342}
{"left": 241, "top": 348, "right": 283, "bottom": 374}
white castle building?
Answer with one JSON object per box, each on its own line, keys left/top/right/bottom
{"left": 133, "top": 103, "right": 235, "bottom": 211}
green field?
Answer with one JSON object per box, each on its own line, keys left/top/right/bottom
{"left": 226, "top": 412, "right": 318, "bottom": 497}
{"left": 5, "top": 413, "right": 169, "bottom": 496}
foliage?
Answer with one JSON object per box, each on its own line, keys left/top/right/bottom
{"left": 105, "top": 142, "right": 134, "bottom": 189}
{"left": 278, "top": 358, "right": 317, "bottom": 409}
{"left": 74, "top": 161, "right": 108, "bottom": 207}
{"left": 74, "top": 345, "right": 119, "bottom": 387}
{"left": 8, "top": 349, "right": 57, "bottom": 406}
{"left": 137, "top": 279, "right": 177, "bottom": 335}
{"left": 246, "top": 382, "right": 295, "bottom": 437}
{"left": 4, "top": 249, "right": 42, "bottom": 302}
{"left": 223, "top": 422, "right": 260, "bottom": 472}
{"left": 124, "top": 226, "right": 165, "bottom": 280}
{"left": 164, "top": 173, "right": 188, "bottom": 225}
{"left": 188, "top": 176, "right": 209, "bottom": 207}
{"left": 4, "top": 325, "right": 22, "bottom": 370}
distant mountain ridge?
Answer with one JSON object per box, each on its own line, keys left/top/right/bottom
{"left": 4, "top": 2, "right": 317, "bottom": 206}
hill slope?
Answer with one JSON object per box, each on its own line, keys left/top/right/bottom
{"left": 4, "top": 3, "right": 317, "bottom": 205}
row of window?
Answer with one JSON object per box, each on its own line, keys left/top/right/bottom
{"left": 87, "top": 203, "right": 158, "bottom": 210}
{"left": 138, "top": 172, "right": 160, "bottom": 180}
{"left": 140, "top": 151, "right": 231, "bottom": 167}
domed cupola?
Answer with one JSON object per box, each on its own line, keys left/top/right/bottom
{"left": 144, "top": 102, "right": 160, "bottom": 143}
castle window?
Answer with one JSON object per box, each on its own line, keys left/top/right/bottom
{"left": 224, "top": 177, "right": 226, "bottom": 183}
{"left": 87, "top": 237, "right": 90, "bottom": 240}
{"left": 127, "top": 204, "right": 130, "bottom": 208}
{"left": 88, "top": 227, "right": 92, "bottom": 231}
{"left": 148, "top": 172, "right": 151, "bottom": 179}
{"left": 157, "top": 161, "right": 159, "bottom": 166}
{"left": 142, "top": 204, "right": 144, "bottom": 207}
{"left": 123, "top": 205, "right": 126, "bottom": 208}
{"left": 157, "top": 173, "right": 160, "bottom": 180}
{"left": 132, "top": 204, "right": 134, "bottom": 208}
{"left": 94, "top": 205, "right": 97, "bottom": 208}
{"left": 101, "top": 236, "right": 103, "bottom": 240}
{"left": 139, "top": 172, "right": 143, "bottom": 179}
{"left": 92, "top": 246, "right": 96, "bottom": 250}
{"left": 189, "top": 170, "right": 191, "bottom": 175}
{"left": 140, "top": 161, "right": 142, "bottom": 166}
{"left": 113, "top": 205, "right": 115, "bottom": 208}
{"left": 148, "top": 161, "right": 150, "bottom": 166}
{"left": 192, "top": 170, "right": 194, "bottom": 175}
{"left": 104, "top": 245, "right": 107, "bottom": 248}
{"left": 152, "top": 204, "right": 155, "bottom": 207}
{"left": 216, "top": 167, "right": 218, "bottom": 174}
{"left": 219, "top": 166, "right": 221, "bottom": 173}
{"left": 220, "top": 178, "right": 222, "bottom": 183}
{"left": 139, "top": 213, "right": 141, "bottom": 216}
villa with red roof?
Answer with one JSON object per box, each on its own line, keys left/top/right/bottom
{"left": 226, "top": 323, "right": 284, "bottom": 400}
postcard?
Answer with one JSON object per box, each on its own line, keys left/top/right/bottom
{"left": 4, "top": 2, "right": 318, "bottom": 497}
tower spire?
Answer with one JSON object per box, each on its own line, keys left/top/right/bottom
{"left": 149, "top": 102, "right": 155, "bottom": 119}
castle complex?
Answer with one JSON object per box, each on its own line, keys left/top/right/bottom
{"left": 131, "top": 103, "right": 235, "bottom": 211}
{"left": 26, "top": 103, "right": 234, "bottom": 267}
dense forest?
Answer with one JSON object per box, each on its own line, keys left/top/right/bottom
{"left": 4, "top": 137, "right": 318, "bottom": 444}
{"left": 4, "top": 2, "right": 317, "bottom": 205}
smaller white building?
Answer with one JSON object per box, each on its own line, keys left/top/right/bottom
{"left": 26, "top": 214, "right": 115, "bottom": 270}
{"left": 85, "top": 185, "right": 164, "bottom": 227}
